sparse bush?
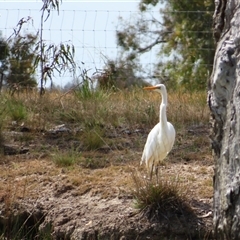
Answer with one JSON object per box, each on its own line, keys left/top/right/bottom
{"left": 131, "top": 171, "right": 192, "bottom": 220}
{"left": 96, "top": 59, "right": 145, "bottom": 90}
{"left": 7, "top": 33, "right": 38, "bottom": 94}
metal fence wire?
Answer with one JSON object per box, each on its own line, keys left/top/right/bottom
{"left": 0, "top": 4, "right": 214, "bottom": 88}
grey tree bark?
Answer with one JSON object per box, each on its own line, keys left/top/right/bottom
{"left": 208, "top": 0, "right": 240, "bottom": 239}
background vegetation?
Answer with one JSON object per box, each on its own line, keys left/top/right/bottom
{"left": 0, "top": 0, "right": 214, "bottom": 93}
{"left": 0, "top": 0, "right": 75, "bottom": 95}
{"left": 116, "top": 0, "right": 215, "bottom": 90}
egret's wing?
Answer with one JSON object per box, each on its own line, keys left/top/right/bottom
{"left": 141, "top": 124, "right": 160, "bottom": 172}
{"left": 141, "top": 122, "right": 175, "bottom": 173}
{"left": 166, "top": 122, "right": 176, "bottom": 151}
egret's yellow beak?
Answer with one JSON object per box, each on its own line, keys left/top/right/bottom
{"left": 143, "top": 86, "right": 158, "bottom": 90}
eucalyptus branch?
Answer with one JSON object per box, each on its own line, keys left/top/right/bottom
{"left": 138, "top": 37, "right": 166, "bottom": 53}
{"left": 38, "top": 0, "right": 76, "bottom": 96}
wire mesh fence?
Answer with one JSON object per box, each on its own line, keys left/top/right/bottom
{"left": 0, "top": 2, "right": 214, "bottom": 89}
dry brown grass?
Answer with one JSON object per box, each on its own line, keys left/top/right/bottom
{"left": 0, "top": 87, "right": 213, "bottom": 238}
{"left": 0, "top": 87, "right": 209, "bottom": 131}
{"left": 0, "top": 87, "right": 211, "bottom": 193}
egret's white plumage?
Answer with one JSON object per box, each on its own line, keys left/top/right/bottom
{"left": 141, "top": 84, "right": 175, "bottom": 179}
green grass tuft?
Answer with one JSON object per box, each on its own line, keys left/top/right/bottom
{"left": 52, "top": 148, "right": 80, "bottom": 167}
{"left": 82, "top": 126, "right": 105, "bottom": 151}
{"left": 7, "top": 98, "right": 28, "bottom": 122}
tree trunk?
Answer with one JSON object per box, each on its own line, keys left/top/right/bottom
{"left": 208, "top": 0, "right": 240, "bottom": 239}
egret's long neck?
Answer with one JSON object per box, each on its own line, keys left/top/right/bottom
{"left": 159, "top": 90, "right": 168, "bottom": 124}
{"left": 161, "top": 90, "right": 168, "bottom": 106}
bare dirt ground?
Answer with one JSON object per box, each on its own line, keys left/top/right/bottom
{"left": 0, "top": 123, "right": 214, "bottom": 239}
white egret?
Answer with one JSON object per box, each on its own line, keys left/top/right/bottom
{"left": 141, "top": 84, "right": 175, "bottom": 180}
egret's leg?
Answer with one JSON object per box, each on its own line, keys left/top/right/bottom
{"left": 150, "top": 164, "right": 154, "bottom": 181}
{"left": 156, "top": 166, "right": 159, "bottom": 183}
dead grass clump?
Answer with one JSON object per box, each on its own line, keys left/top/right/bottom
{"left": 131, "top": 171, "right": 193, "bottom": 221}
{"left": 79, "top": 156, "right": 110, "bottom": 169}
